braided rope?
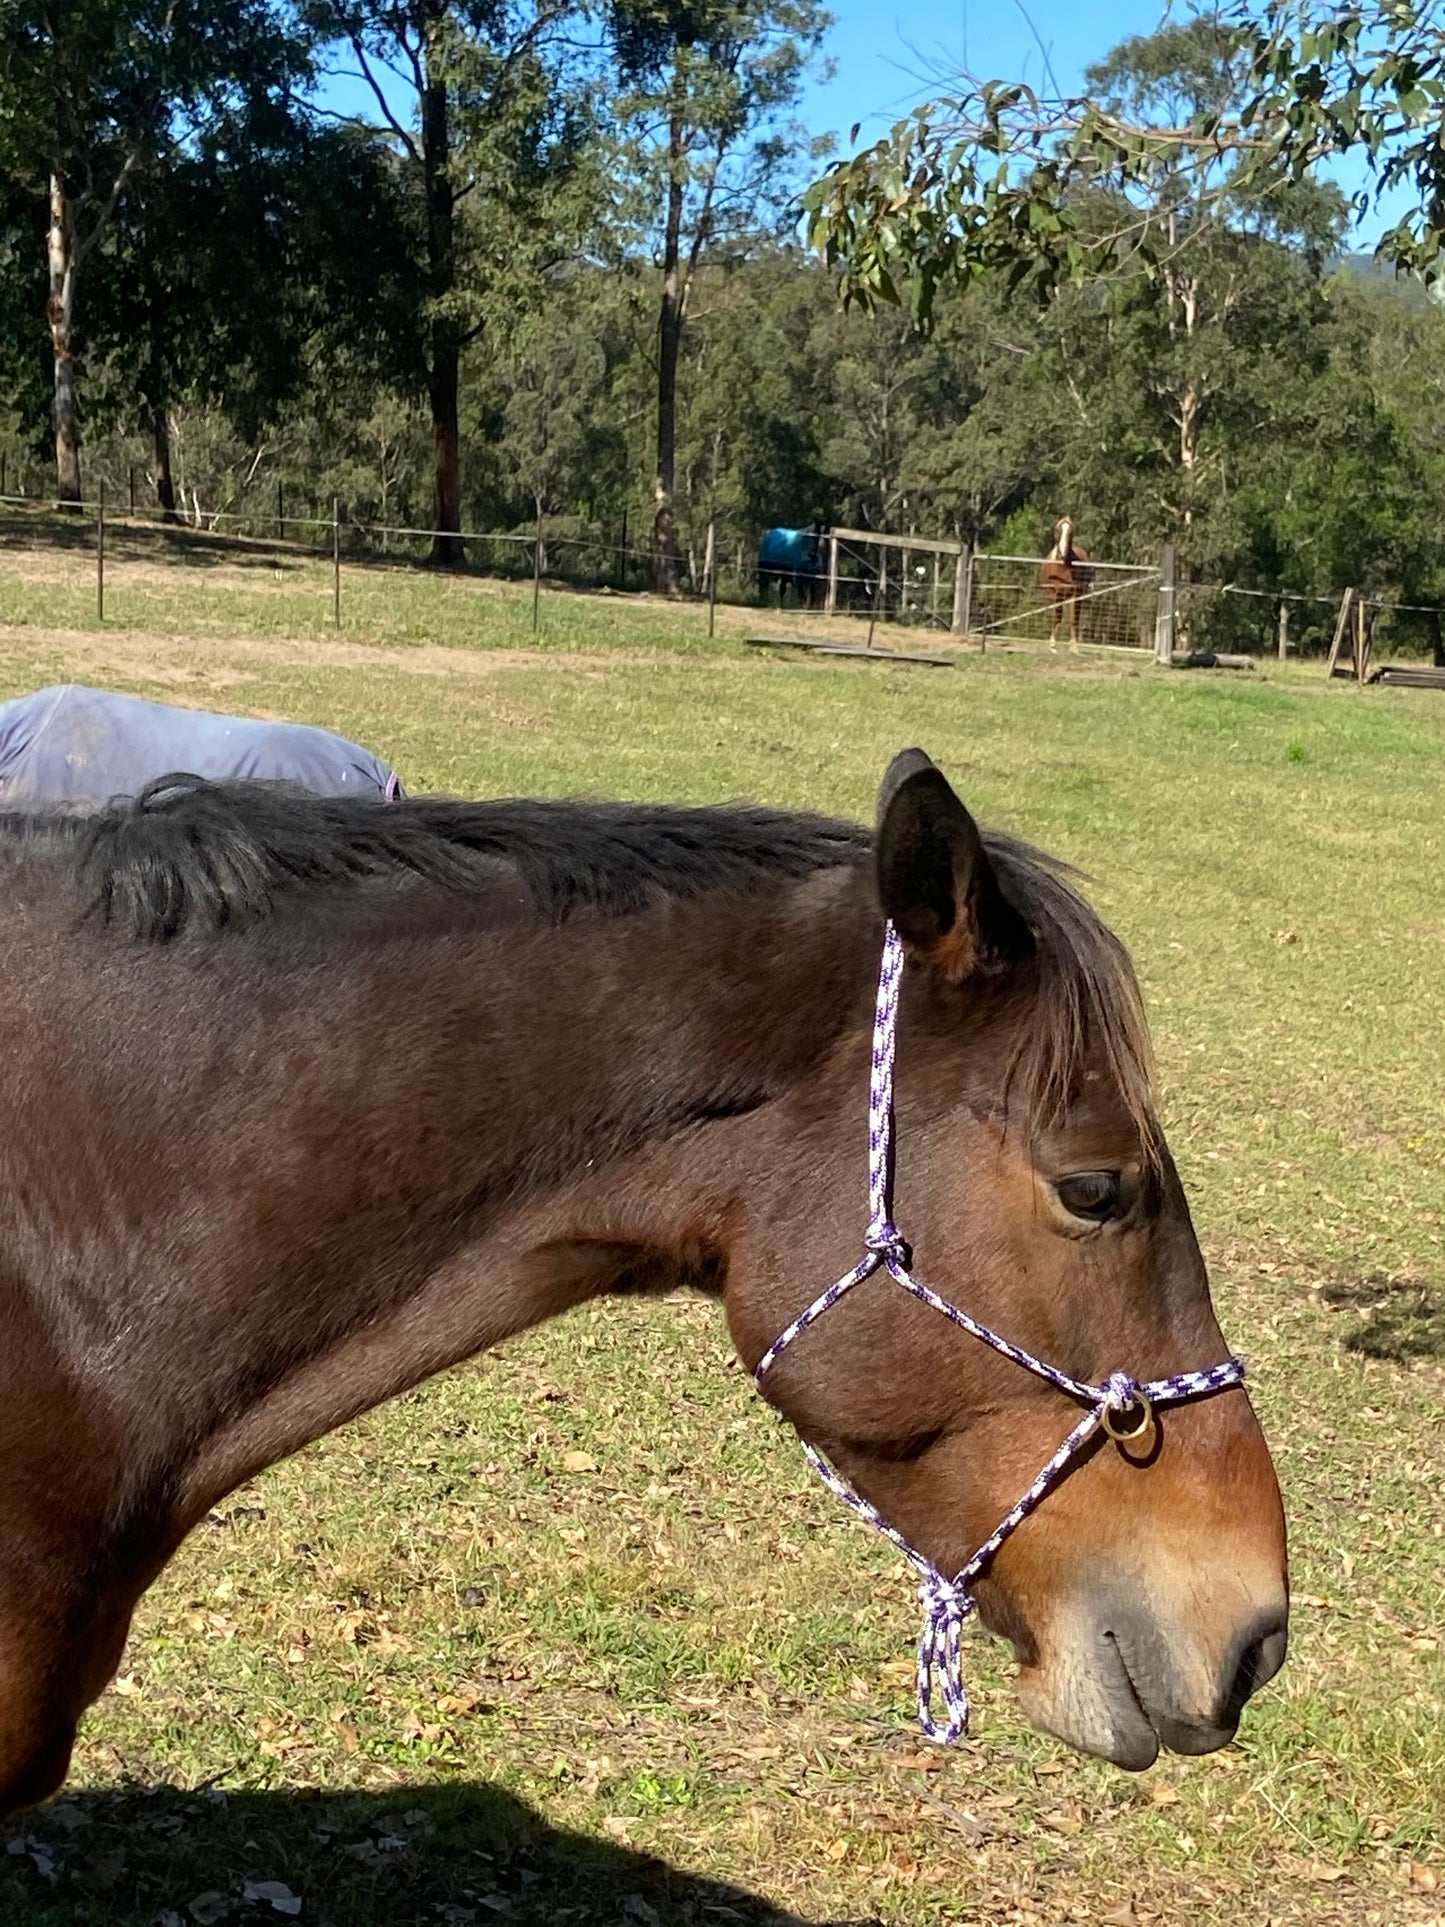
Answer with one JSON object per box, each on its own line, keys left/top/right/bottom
{"left": 755, "top": 922, "right": 1246, "bottom": 1745}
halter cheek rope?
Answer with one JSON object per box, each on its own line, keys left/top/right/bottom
{"left": 753, "top": 922, "right": 1247, "bottom": 1746}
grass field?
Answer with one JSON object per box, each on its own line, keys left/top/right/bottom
{"left": 0, "top": 515, "right": 1441, "bottom": 1927}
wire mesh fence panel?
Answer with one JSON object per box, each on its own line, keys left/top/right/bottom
{"left": 968, "top": 553, "right": 1159, "bottom": 649}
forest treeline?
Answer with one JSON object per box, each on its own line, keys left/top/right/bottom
{"left": 3, "top": 7, "right": 1445, "bottom": 648}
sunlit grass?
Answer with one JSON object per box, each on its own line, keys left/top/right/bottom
{"left": 0, "top": 514, "right": 1440, "bottom": 1926}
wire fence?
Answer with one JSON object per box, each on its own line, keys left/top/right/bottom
{"left": 0, "top": 489, "right": 738, "bottom": 635}
{"left": 5, "top": 483, "right": 1445, "bottom": 664}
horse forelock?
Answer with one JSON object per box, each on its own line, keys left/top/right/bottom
{"left": 982, "top": 832, "right": 1158, "bottom": 1162}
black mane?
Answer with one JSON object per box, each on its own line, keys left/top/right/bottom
{"left": 11, "top": 774, "right": 1152, "bottom": 1143}
{"left": 59, "top": 777, "right": 869, "bottom": 941}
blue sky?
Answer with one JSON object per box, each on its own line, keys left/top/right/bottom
{"left": 798, "top": 0, "right": 1407, "bottom": 245}
{"left": 320, "top": 0, "right": 1409, "bottom": 250}
{"left": 800, "top": 0, "right": 1168, "bottom": 144}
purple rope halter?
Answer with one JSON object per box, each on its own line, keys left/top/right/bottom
{"left": 754, "top": 922, "right": 1246, "bottom": 1745}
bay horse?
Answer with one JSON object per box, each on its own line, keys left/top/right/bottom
{"left": 0, "top": 752, "right": 1287, "bottom": 1813}
{"left": 0, "top": 683, "right": 402, "bottom": 808}
{"left": 1039, "top": 515, "right": 1094, "bottom": 644}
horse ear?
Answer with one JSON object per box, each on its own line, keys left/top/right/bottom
{"left": 875, "top": 750, "right": 1033, "bottom": 979}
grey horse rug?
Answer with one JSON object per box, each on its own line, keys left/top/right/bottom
{"left": 0, "top": 684, "right": 403, "bottom": 809}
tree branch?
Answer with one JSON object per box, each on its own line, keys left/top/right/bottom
{"left": 348, "top": 34, "right": 421, "bottom": 163}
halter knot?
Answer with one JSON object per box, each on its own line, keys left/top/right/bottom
{"left": 865, "top": 1219, "right": 911, "bottom": 1267}
{"left": 1104, "top": 1372, "right": 1142, "bottom": 1412}
{"left": 915, "top": 1568, "right": 976, "bottom": 1746}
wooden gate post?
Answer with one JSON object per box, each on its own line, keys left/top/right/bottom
{"left": 1326, "top": 587, "right": 1356, "bottom": 678}
{"left": 1154, "top": 543, "right": 1176, "bottom": 665}
{"left": 951, "top": 545, "right": 971, "bottom": 638}
{"left": 1277, "top": 599, "right": 1289, "bottom": 661}
{"left": 825, "top": 533, "right": 838, "bottom": 618}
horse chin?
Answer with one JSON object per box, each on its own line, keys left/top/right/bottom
{"left": 1008, "top": 1586, "right": 1288, "bottom": 1772}
{"left": 1014, "top": 1638, "right": 1163, "bottom": 1772}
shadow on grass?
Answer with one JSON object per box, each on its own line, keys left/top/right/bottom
{"left": 0, "top": 508, "right": 730, "bottom": 610}
{"left": 1322, "top": 1274, "right": 1445, "bottom": 1363}
{"left": 0, "top": 509, "right": 322, "bottom": 576}
{"left": 2, "top": 1780, "right": 873, "bottom": 1927}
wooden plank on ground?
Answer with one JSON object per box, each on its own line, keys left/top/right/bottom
{"left": 746, "top": 635, "right": 954, "bottom": 668}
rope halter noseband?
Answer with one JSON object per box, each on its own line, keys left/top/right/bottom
{"left": 753, "top": 922, "right": 1246, "bottom": 1746}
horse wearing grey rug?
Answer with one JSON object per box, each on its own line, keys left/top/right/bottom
{"left": 0, "top": 685, "right": 402, "bottom": 809}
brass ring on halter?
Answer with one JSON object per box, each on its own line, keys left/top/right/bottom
{"left": 1101, "top": 1391, "right": 1154, "bottom": 1444}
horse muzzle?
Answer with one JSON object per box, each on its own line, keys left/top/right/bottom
{"left": 1012, "top": 1585, "right": 1289, "bottom": 1771}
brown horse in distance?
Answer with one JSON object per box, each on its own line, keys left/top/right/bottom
{"left": 1040, "top": 514, "right": 1094, "bottom": 644}
{"left": 0, "top": 758, "right": 1287, "bottom": 1812}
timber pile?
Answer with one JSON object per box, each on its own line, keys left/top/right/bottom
{"left": 1367, "top": 664, "right": 1445, "bottom": 691}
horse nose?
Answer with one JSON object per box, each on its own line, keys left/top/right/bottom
{"left": 1217, "top": 1606, "right": 1289, "bottom": 1725}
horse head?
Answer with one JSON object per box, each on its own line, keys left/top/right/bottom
{"left": 731, "top": 751, "right": 1288, "bottom": 1768}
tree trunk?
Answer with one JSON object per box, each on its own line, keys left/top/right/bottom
{"left": 47, "top": 172, "right": 83, "bottom": 507}
{"left": 153, "top": 408, "right": 178, "bottom": 523}
{"left": 422, "top": 52, "right": 464, "bottom": 568}
{"left": 429, "top": 349, "right": 463, "bottom": 566}
{"left": 652, "top": 109, "right": 685, "bottom": 596}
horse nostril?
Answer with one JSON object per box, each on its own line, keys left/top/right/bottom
{"left": 1220, "top": 1608, "right": 1289, "bottom": 1723}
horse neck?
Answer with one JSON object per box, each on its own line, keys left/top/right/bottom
{"left": 119, "top": 868, "right": 880, "bottom": 1530}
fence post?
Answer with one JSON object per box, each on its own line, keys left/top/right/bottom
{"left": 1355, "top": 596, "right": 1370, "bottom": 682}
{"left": 618, "top": 508, "right": 628, "bottom": 591}
{"left": 277, "top": 480, "right": 284, "bottom": 541}
{"left": 825, "top": 533, "right": 838, "bottom": 618}
{"left": 952, "top": 544, "right": 971, "bottom": 639}
{"left": 332, "top": 497, "right": 341, "bottom": 628}
{"left": 1277, "top": 599, "right": 1289, "bottom": 661}
{"left": 705, "top": 518, "right": 717, "bottom": 639}
{"left": 532, "top": 506, "right": 543, "bottom": 633}
{"left": 97, "top": 480, "right": 105, "bottom": 622}
{"left": 1154, "top": 543, "right": 1176, "bottom": 665}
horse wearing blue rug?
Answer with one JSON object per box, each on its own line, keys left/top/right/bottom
{"left": 758, "top": 524, "right": 827, "bottom": 607}
{"left": 0, "top": 685, "right": 403, "bottom": 810}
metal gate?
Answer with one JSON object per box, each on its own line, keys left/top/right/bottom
{"left": 966, "top": 552, "right": 1161, "bottom": 649}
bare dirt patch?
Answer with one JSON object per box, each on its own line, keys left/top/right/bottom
{"left": 0, "top": 620, "right": 647, "bottom": 685}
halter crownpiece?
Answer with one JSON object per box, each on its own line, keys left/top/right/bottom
{"left": 754, "top": 921, "right": 1247, "bottom": 1745}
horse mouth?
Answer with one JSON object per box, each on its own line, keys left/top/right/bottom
{"left": 1017, "top": 1600, "right": 1288, "bottom": 1772}
{"left": 1097, "top": 1631, "right": 1166, "bottom": 1770}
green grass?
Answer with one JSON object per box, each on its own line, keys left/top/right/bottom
{"left": 1, "top": 513, "right": 1442, "bottom": 1927}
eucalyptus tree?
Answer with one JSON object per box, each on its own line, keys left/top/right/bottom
{"left": 803, "top": 5, "right": 1445, "bottom": 315}
{"left": 604, "top": 0, "right": 830, "bottom": 590}
{"left": 306, "top": 0, "right": 595, "bottom": 563}
{"left": 0, "top": 0, "right": 309, "bottom": 503}
{"left": 87, "top": 110, "right": 415, "bottom": 518}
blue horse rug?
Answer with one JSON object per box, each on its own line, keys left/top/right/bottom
{"left": 0, "top": 685, "right": 403, "bottom": 810}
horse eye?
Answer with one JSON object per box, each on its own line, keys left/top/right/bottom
{"left": 1054, "top": 1171, "right": 1123, "bottom": 1223}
